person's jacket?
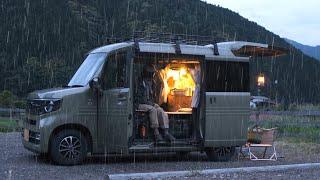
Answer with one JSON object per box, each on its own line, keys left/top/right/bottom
{"left": 135, "top": 78, "right": 154, "bottom": 106}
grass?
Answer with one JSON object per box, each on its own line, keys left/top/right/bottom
{"left": 291, "top": 104, "right": 320, "bottom": 111}
{"left": 0, "top": 117, "right": 19, "bottom": 132}
{"left": 253, "top": 114, "right": 320, "bottom": 144}
{"left": 270, "top": 103, "right": 320, "bottom": 111}
{"left": 0, "top": 118, "right": 17, "bottom": 126}
{"left": 279, "top": 127, "right": 320, "bottom": 143}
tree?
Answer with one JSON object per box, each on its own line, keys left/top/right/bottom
{"left": 0, "top": 90, "right": 15, "bottom": 108}
{"left": 1, "top": 0, "right": 320, "bottom": 103}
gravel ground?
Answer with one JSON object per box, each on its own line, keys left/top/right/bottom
{"left": 1, "top": 132, "right": 320, "bottom": 180}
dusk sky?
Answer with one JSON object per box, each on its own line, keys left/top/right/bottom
{"left": 205, "top": 0, "right": 320, "bottom": 46}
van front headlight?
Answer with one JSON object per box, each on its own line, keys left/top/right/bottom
{"left": 44, "top": 100, "right": 61, "bottom": 113}
{"left": 27, "top": 99, "right": 62, "bottom": 115}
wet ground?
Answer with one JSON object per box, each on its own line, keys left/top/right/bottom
{"left": 1, "top": 132, "right": 320, "bottom": 179}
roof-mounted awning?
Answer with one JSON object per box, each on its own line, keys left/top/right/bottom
{"left": 216, "top": 41, "right": 288, "bottom": 58}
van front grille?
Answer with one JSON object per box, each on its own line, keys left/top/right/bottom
{"left": 29, "top": 131, "right": 40, "bottom": 144}
{"left": 25, "top": 118, "right": 36, "bottom": 125}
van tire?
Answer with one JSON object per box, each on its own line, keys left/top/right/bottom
{"left": 205, "top": 147, "right": 235, "bottom": 162}
{"left": 50, "top": 129, "right": 88, "bottom": 165}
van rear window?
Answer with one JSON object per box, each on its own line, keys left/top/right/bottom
{"left": 205, "top": 61, "right": 249, "bottom": 92}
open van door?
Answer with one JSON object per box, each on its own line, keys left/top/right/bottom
{"left": 216, "top": 41, "right": 288, "bottom": 57}
{"left": 204, "top": 60, "right": 250, "bottom": 148}
{"left": 203, "top": 41, "right": 287, "bottom": 150}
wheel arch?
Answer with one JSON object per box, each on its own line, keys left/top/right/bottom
{"left": 48, "top": 123, "right": 93, "bottom": 154}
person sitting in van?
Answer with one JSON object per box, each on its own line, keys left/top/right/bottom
{"left": 135, "top": 64, "right": 175, "bottom": 142}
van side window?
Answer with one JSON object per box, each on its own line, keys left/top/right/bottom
{"left": 101, "top": 51, "right": 128, "bottom": 89}
{"left": 205, "top": 61, "right": 249, "bottom": 92}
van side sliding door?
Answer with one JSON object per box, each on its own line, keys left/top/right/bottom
{"left": 204, "top": 60, "right": 249, "bottom": 147}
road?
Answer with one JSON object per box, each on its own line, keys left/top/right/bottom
{"left": 167, "top": 168, "right": 320, "bottom": 180}
{"left": 1, "top": 132, "right": 320, "bottom": 179}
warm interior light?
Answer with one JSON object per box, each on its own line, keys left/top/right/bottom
{"left": 168, "top": 67, "right": 195, "bottom": 91}
{"left": 167, "top": 69, "right": 180, "bottom": 81}
{"left": 160, "top": 65, "right": 196, "bottom": 103}
{"left": 180, "top": 68, "right": 187, "bottom": 76}
{"left": 257, "top": 75, "right": 265, "bottom": 86}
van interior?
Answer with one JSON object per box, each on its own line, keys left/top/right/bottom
{"left": 132, "top": 53, "right": 203, "bottom": 145}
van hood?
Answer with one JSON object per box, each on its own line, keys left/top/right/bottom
{"left": 27, "top": 87, "right": 88, "bottom": 99}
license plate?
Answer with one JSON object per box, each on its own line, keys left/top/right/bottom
{"left": 24, "top": 129, "right": 29, "bottom": 142}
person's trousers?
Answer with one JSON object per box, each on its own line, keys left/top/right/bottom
{"left": 138, "top": 104, "right": 169, "bottom": 129}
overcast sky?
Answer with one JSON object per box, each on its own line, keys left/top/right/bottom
{"left": 205, "top": 0, "right": 320, "bottom": 46}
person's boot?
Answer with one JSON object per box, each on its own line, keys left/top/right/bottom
{"left": 163, "top": 128, "right": 175, "bottom": 143}
{"left": 154, "top": 128, "right": 164, "bottom": 142}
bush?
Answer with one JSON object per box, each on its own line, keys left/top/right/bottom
{"left": 14, "top": 100, "right": 26, "bottom": 109}
{"left": 0, "top": 90, "right": 15, "bottom": 108}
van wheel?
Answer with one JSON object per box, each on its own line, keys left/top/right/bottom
{"left": 50, "top": 129, "right": 88, "bottom": 165}
{"left": 205, "top": 147, "right": 235, "bottom": 162}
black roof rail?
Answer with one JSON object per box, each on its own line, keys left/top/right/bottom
{"left": 214, "top": 43, "right": 219, "bottom": 55}
{"left": 103, "top": 31, "right": 227, "bottom": 49}
{"left": 134, "top": 40, "right": 140, "bottom": 53}
{"left": 132, "top": 31, "right": 226, "bottom": 46}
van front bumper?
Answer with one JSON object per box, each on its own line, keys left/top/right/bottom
{"left": 22, "top": 114, "right": 54, "bottom": 154}
{"left": 21, "top": 129, "right": 47, "bottom": 154}
{"left": 22, "top": 138, "right": 41, "bottom": 154}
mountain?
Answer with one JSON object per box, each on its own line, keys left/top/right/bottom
{"left": 1, "top": 0, "right": 320, "bottom": 103}
{"left": 285, "top": 39, "right": 320, "bottom": 61}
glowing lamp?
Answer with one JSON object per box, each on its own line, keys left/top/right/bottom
{"left": 257, "top": 74, "right": 265, "bottom": 87}
{"left": 180, "top": 68, "right": 187, "bottom": 76}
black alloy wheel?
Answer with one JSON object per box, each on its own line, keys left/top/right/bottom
{"left": 50, "top": 129, "right": 88, "bottom": 165}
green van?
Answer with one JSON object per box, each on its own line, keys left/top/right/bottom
{"left": 22, "top": 40, "right": 285, "bottom": 165}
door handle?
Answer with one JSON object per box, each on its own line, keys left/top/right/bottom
{"left": 118, "top": 97, "right": 127, "bottom": 101}
{"left": 117, "top": 89, "right": 128, "bottom": 101}
{"left": 118, "top": 93, "right": 127, "bottom": 101}
{"left": 210, "top": 97, "right": 216, "bottom": 104}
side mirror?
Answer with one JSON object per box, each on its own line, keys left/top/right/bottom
{"left": 89, "top": 77, "right": 101, "bottom": 89}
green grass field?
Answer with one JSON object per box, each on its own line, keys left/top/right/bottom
{"left": 0, "top": 117, "right": 19, "bottom": 132}
{"left": 253, "top": 115, "right": 320, "bottom": 143}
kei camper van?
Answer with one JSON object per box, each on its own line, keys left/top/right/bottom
{"left": 22, "top": 37, "right": 286, "bottom": 165}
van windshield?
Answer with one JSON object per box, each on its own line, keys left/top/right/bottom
{"left": 68, "top": 53, "right": 106, "bottom": 86}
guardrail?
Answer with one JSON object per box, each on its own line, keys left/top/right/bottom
{"left": 252, "top": 110, "right": 320, "bottom": 117}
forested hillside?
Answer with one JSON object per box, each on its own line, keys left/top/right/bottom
{"left": 285, "top": 38, "right": 320, "bottom": 61}
{"left": 1, "top": 0, "right": 320, "bottom": 103}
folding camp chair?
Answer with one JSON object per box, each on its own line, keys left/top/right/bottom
{"left": 248, "top": 128, "right": 277, "bottom": 161}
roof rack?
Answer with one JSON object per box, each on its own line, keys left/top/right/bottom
{"left": 132, "top": 31, "right": 226, "bottom": 46}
